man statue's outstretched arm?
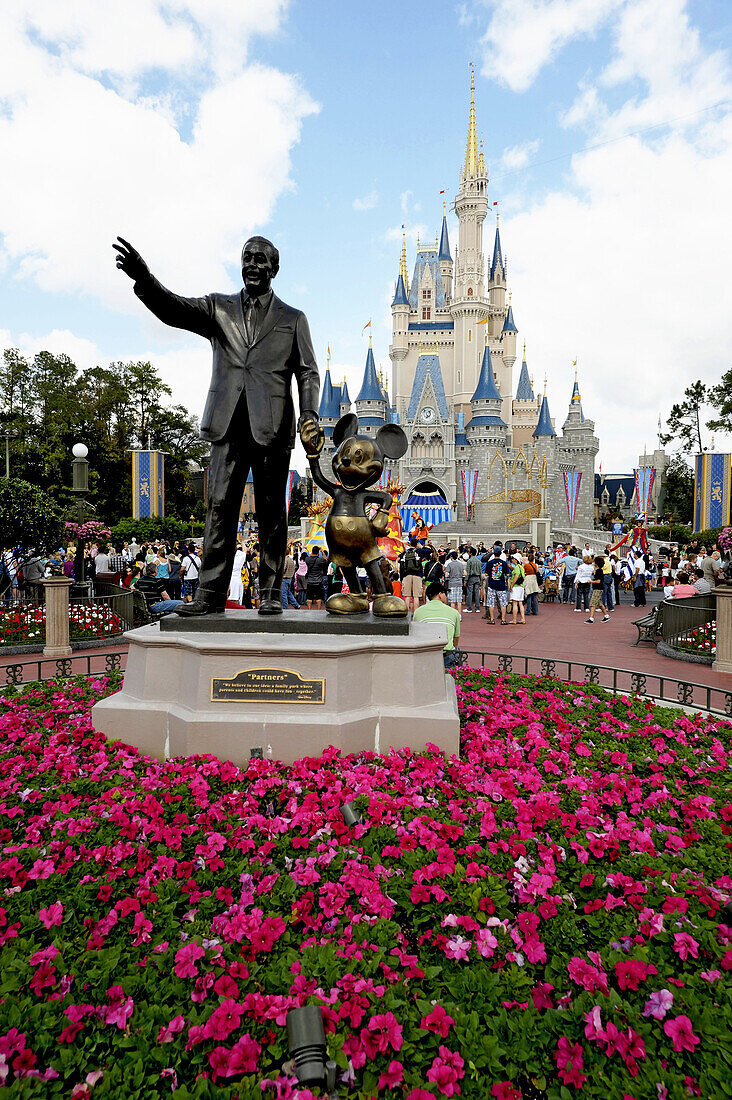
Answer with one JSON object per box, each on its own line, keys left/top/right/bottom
{"left": 113, "top": 237, "right": 215, "bottom": 339}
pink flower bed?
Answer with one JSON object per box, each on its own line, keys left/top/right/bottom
{"left": 0, "top": 670, "right": 730, "bottom": 1097}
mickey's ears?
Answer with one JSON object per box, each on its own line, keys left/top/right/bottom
{"left": 332, "top": 413, "right": 359, "bottom": 448}
{"left": 376, "top": 424, "right": 408, "bottom": 460}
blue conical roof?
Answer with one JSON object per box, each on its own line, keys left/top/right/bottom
{"left": 515, "top": 357, "right": 534, "bottom": 401}
{"left": 438, "top": 213, "right": 451, "bottom": 261}
{"left": 533, "top": 394, "right": 556, "bottom": 438}
{"left": 340, "top": 378, "right": 350, "bottom": 405}
{"left": 472, "top": 346, "right": 502, "bottom": 402}
{"left": 502, "top": 304, "right": 517, "bottom": 334}
{"left": 392, "top": 273, "right": 408, "bottom": 306}
{"left": 318, "top": 369, "right": 340, "bottom": 418}
{"left": 356, "top": 346, "right": 385, "bottom": 403}
{"left": 490, "top": 225, "right": 505, "bottom": 280}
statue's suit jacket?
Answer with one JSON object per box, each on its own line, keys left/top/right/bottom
{"left": 134, "top": 274, "right": 319, "bottom": 448}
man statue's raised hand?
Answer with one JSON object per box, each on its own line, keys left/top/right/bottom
{"left": 113, "top": 237, "right": 150, "bottom": 283}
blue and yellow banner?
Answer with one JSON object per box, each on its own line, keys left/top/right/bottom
{"left": 131, "top": 450, "right": 165, "bottom": 519}
{"left": 694, "top": 453, "right": 731, "bottom": 531}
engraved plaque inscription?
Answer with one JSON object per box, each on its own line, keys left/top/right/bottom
{"left": 211, "top": 668, "right": 325, "bottom": 704}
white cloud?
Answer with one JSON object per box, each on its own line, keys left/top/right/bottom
{"left": 500, "top": 139, "right": 541, "bottom": 171}
{"left": 353, "top": 188, "right": 379, "bottom": 211}
{"left": 495, "top": 0, "right": 732, "bottom": 470}
{"left": 15, "top": 329, "right": 104, "bottom": 373}
{"left": 0, "top": 2, "right": 318, "bottom": 311}
{"left": 475, "top": 0, "right": 622, "bottom": 93}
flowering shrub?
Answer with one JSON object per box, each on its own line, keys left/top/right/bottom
{"left": 676, "top": 621, "right": 716, "bottom": 658}
{"left": 0, "top": 670, "right": 730, "bottom": 1097}
{"left": 0, "top": 603, "right": 124, "bottom": 648}
{"left": 64, "top": 522, "right": 112, "bottom": 543}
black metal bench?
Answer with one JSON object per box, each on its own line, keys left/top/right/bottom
{"left": 632, "top": 604, "right": 661, "bottom": 646}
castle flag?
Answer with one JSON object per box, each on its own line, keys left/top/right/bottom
{"left": 694, "top": 453, "right": 732, "bottom": 531}
{"left": 634, "top": 467, "right": 656, "bottom": 516}
{"left": 131, "top": 450, "right": 165, "bottom": 519}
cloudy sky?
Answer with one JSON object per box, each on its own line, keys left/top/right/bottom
{"left": 0, "top": 0, "right": 730, "bottom": 472}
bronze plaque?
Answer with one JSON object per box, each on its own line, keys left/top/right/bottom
{"left": 211, "top": 667, "right": 325, "bottom": 704}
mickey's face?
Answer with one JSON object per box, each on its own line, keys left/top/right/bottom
{"left": 332, "top": 436, "right": 382, "bottom": 490}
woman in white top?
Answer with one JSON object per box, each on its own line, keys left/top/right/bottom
{"left": 228, "top": 544, "right": 246, "bottom": 605}
{"left": 573, "top": 555, "right": 594, "bottom": 613}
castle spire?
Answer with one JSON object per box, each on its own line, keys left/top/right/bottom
{"left": 438, "top": 207, "right": 451, "bottom": 261}
{"left": 533, "top": 390, "right": 556, "bottom": 438}
{"left": 400, "top": 230, "right": 409, "bottom": 291}
{"left": 464, "top": 64, "right": 479, "bottom": 178}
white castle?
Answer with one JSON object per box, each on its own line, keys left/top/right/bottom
{"left": 317, "top": 73, "right": 599, "bottom": 539}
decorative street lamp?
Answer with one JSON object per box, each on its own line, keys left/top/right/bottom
{"left": 190, "top": 514, "right": 195, "bottom": 538}
{"left": 71, "top": 443, "right": 90, "bottom": 585}
{"left": 1, "top": 429, "right": 18, "bottom": 479}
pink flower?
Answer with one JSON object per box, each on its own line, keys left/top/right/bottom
{"left": 420, "top": 1004, "right": 455, "bottom": 1038}
{"left": 406, "top": 1092, "right": 435, "bottom": 1100}
{"left": 491, "top": 1084, "right": 522, "bottom": 1100}
{"left": 28, "top": 858, "right": 54, "bottom": 880}
{"left": 531, "top": 982, "right": 554, "bottom": 1011}
{"left": 103, "top": 986, "right": 133, "bottom": 1030}
{"left": 673, "top": 933, "right": 699, "bottom": 961}
{"left": 701, "top": 969, "right": 721, "bottom": 982}
{"left": 203, "top": 999, "right": 243, "bottom": 1041}
{"left": 615, "top": 959, "right": 657, "bottom": 990}
{"left": 643, "top": 990, "right": 674, "bottom": 1020}
{"left": 663, "top": 1015, "right": 700, "bottom": 1053}
{"left": 378, "top": 1061, "right": 403, "bottom": 1089}
{"left": 38, "top": 903, "right": 63, "bottom": 929}
{"left": 554, "top": 1036, "right": 587, "bottom": 1089}
{"left": 426, "top": 1046, "right": 465, "bottom": 1097}
{"left": 445, "top": 935, "right": 470, "bottom": 961}
{"left": 365, "top": 1012, "right": 403, "bottom": 1054}
{"left": 583, "top": 1005, "right": 605, "bottom": 1042}
{"left": 208, "top": 1033, "right": 260, "bottom": 1078}
{"left": 568, "top": 956, "right": 609, "bottom": 996}
{"left": 174, "top": 941, "right": 205, "bottom": 979}
{"left": 157, "top": 1016, "right": 186, "bottom": 1043}
{"left": 475, "top": 928, "right": 498, "bottom": 957}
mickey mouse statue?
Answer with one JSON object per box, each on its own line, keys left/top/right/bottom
{"left": 301, "top": 413, "right": 409, "bottom": 616}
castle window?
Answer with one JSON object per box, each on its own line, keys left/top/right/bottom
{"left": 468, "top": 330, "right": 472, "bottom": 342}
{"left": 422, "top": 307, "right": 431, "bottom": 320}
{"left": 422, "top": 290, "right": 430, "bottom": 300}
{"left": 457, "top": 371, "right": 461, "bottom": 384}
{"left": 467, "top": 288, "right": 473, "bottom": 297}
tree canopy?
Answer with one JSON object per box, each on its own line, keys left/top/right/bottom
{"left": 0, "top": 478, "right": 62, "bottom": 560}
{"left": 0, "top": 350, "right": 208, "bottom": 524}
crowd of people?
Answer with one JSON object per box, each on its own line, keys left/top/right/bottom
{"left": 2, "top": 532, "right": 727, "bottom": 646}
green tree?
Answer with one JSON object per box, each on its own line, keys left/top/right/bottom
{"left": 0, "top": 478, "right": 62, "bottom": 562}
{"left": 706, "top": 365, "right": 732, "bottom": 436}
{"left": 661, "top": 456, "right": 694, "bottom": 523}
{"left": 659, "top": 381, "right": 708, "bottom": 454}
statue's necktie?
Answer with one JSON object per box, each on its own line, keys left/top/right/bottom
{"left": 245, "top": 298, "right": 260, "bottom": 344}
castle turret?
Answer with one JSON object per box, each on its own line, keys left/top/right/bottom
{"left": 438, "top": 202, "right": 453, "bottom": 301}
{"left": 533, "top": 386, "right": 557, "bottom": 439}
{"left": 563, "top": 369, "right": 584, "bottom": 427}
{"left": 488, "top": 218, "right": 506, "bottom": 328}
{"left": 390, "top": 231, "right": 410, "bottom": 372}
{"left": 318, "top": 367, "right": 341, "bottom": 437}
{"left": 466, "top": 344, "right": 508, "bottom": 445}
{"left": 355, "top": 342, "right": 386, "bottom": 435}
{"left": 339, "top": 377, "right": 351, "bottom": 417}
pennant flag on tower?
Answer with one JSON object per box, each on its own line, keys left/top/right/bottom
{"left": 563, "top": 471, "right": 582, "bottom": 527}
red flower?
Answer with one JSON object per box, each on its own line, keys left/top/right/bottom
{"left": 663, "top": 1015, "right": 700, "bottom": 1053}
{"left": 554, "top": 1036, "right": 587, "bottom": 1089}
{"left": 420, "top": 1003, "right": 455, "bottom": 1038}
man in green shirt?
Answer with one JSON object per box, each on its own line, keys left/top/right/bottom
{"left": 413, "top": 582, "right": 462, "bottom": 668}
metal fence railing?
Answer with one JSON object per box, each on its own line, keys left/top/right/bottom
{"left": 459, "top": 649, "right": 732, "bottom": 719}
{"left": 1, "top": 649, "right": 127, "bottom": 688}
{"left": 658, "top": 594, "right": 715, "bottom": 651}
{"left": 1, "top": 585, "right": 134, "bottom": 650}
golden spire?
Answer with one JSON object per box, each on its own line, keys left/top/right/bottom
{"left": 464, "top": 64, "right": 478, "bottom": 178}
{"left": 327, "top": 344, "right": 331, "bottom": 370}
{"left": 417, "top": 232, "right": 420, "bottom": 250}
{"left": 523, "top": 339, "right": 526, "bottom": 359}
{"left": 400, "top": 230, "right": 409, "bottom": 293}
{"left": 543, "top": 374, "right": 547, "bottom": 397}
{"left": 443, "top": 197, "right": 447, "bottom": 215}
{"left": 478, "top": 135, "right": 485, "bottom": 176}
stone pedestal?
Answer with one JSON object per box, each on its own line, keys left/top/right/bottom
{"left": 42, "top": 576, "right": 73, "bottom": 658}
{"left": 712, "top": 586, "right": 732, "bottom": 674}
{"left": 91, "top": 615, "right": 460, "bottom": 765}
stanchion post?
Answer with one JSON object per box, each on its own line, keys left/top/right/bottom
{"left": 712, "top": 586, "right": 732, "bottom": 674}
{"left": 42, "top": 576, "right": 73, "bottom": 658}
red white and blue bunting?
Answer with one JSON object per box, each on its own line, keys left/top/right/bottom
{"left": 563, "top": 471, "right": 582, "bottom": 526}
{"left": 634, "top": 467, "right": 655, "bottom": 517}
{"left": 461, "top": 469, "right": 479, "bottom": 517}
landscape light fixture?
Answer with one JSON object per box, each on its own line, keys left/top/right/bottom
{"left": 286, "top": 1005, "right": 327, "bottom": 1086}
{"left": 340, "top": 801, "right": 362, "bottom": 826}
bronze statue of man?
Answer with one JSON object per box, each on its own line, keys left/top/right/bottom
{"left": 114, "top": 235, "right": 320, "bottom": 616}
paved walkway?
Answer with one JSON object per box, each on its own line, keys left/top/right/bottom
{"left": 457, "top": 590, "right": 732, "bottom": 711}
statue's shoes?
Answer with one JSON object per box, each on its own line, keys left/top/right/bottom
{"left": 372, "top": 593, "right": 409, "bottom": 617}
{"left": 258, "top": 598, "right": 283, "bottom": 616}
{"left": 175, "top": 595, "right": 225, "bottom": 617}
{"left": 325, "top": 592, "right": 369, "bottom": 615}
